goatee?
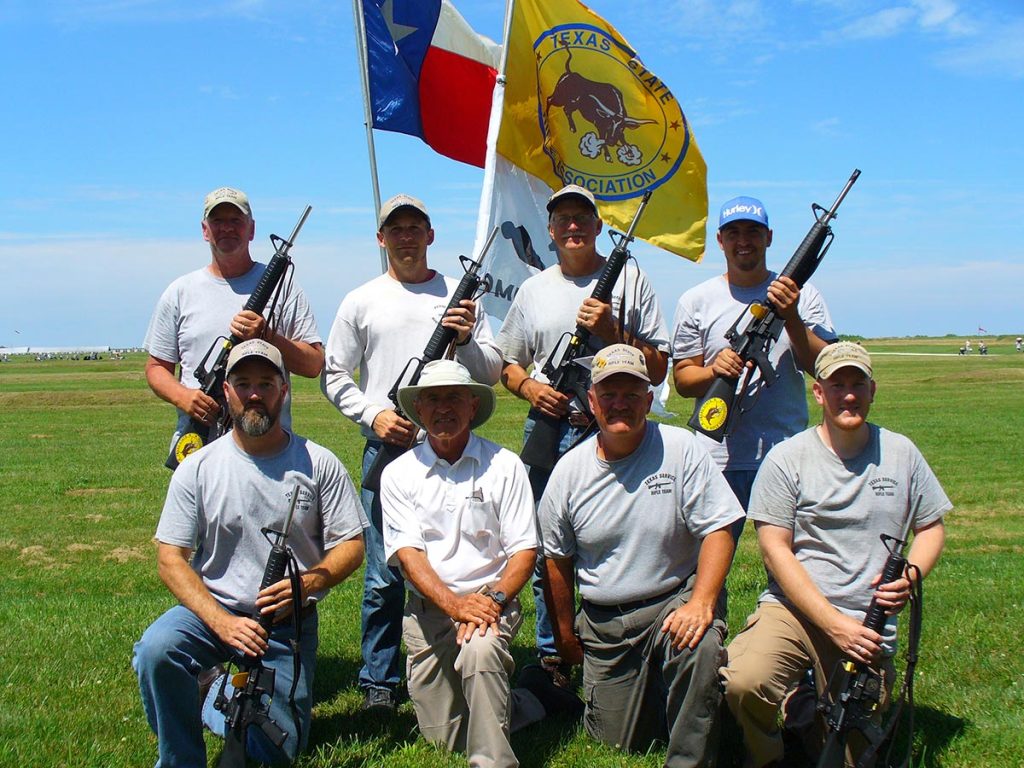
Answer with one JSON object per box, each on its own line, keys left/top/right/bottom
{"left": 236, "top": 407, "right": 274, "bottom": 437}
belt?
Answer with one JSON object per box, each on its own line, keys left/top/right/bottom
{"left": 582, "top": 584, "right": 682, "bottom": 615}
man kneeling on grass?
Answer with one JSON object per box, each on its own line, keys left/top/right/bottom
{"left": 720, "top": 342, "right": 950, "bottom": 767}
{"left": 133, "top": 339, "right": 366, "bottom": 766}
{"left": 380, "top": 360, "right": 542, "bottom": 768}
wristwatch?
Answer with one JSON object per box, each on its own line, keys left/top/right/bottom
{"left": 486, "top": 589, "right": 507, "bottom": 609}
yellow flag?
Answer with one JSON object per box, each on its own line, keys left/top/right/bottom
{"left": 497, "top": 0, "right": 707, "bottom": 260}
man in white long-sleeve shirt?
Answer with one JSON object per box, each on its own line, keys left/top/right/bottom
{"left": 321, "top": 193, "right": 502, "bottom": 713}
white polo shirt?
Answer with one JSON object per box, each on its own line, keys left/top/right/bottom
{"left": 380, "top": 433, "right": 537, "bottom": 596}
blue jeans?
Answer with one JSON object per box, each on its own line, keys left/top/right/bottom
{"left": 133, "top": 604, "right": 318, "bottom": 767}
{"left": 358, "top": 440, "right": 405, "bottom": 693}
{"left": 723, "top": 469, "right": 757, "bottom": 542}
{"left": 522, "top": 414, "right": 589, "bottom": 659}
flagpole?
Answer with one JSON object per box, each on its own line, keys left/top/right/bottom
{"left": 473, "top": 0, "right": 517, "bottom": 256}
{"left": 352, "top": 0, "right": 388, "bottom": 273}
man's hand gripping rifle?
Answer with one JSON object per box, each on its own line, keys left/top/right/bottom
{"left": 816, "top": 534, "right": 923, "bottom": 768}
{"left": 166, "top": 206, "right": 313, "bottom": 470}
{"left": 688, "top": 171, "right": 860, "bottom": 442}
{"left": 520, "top": 190, "right": 652, "bottom": 473}
{"left": 360, "top": 229, "right": 497, "bottom": 493}
{"left": 215, "top": 485, "right": 304, "bottom": 768}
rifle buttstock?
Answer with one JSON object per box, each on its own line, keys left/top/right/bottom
{"left": 687, "top": 376, "right": 738, "bottom": 443}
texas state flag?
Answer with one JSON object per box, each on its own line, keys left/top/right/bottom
{"left": 362, "top": 0, "right": 500, "bottom": 168}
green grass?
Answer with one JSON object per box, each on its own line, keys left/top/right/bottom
{"left": 1, "top": 343, "right": 1022, "bottom": 766}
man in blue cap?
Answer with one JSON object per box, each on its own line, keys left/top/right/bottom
{"left": 670, "top": 196, "right": 837, "bottom": 535}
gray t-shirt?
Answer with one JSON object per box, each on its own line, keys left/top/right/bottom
{"left": 156, "top": 432, "right": 367, "bottom": 615}
{"left": 496, "top": 260, "right": 669, "bottom": 398}
{"left": 749, "top": 425, "right": 952, "bottom": 650}
{"left": 144, "top": 263, "right": 321, "bottom": 436}
{"left": 672, "top": 273, "right": 837, "bottom": 471}
{"left": 539, "top": 422, "right": 744, "bottom": 604}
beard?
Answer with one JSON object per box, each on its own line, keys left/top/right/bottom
{"left": 232, "top": 404, "right": 277, "bottom": 437}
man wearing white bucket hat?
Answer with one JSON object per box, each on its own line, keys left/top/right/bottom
{"left": 379, "top": 359, "right": 538, "bottom": 768}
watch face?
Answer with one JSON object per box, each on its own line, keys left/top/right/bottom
{"left": 490, "top": 591, "right": 507, "bottom": 607}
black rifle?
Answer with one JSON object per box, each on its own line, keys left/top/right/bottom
{"left": 216, "top": 486, "right": 303, "bottom": 768}
{"left": 687, "top": 170, "right": 860, "bottom": 442}
{"left": 519, "top": 190, "right": 652, "bottom": 473}
{"left": 816, "top": 534, "right": 919, "bottom": 768}
{"left": 166, "top": 206, "right": 312, "bottom": 470}
{"left": 360, "top": 230, "right": 497, "bottom": 493}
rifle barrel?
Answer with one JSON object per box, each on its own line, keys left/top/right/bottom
{"left": 821, "top": 169, "right": 860, "bottom": 224}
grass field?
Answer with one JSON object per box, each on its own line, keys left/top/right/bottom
{"left": 1, "top": 338, "right": 1022, "bottom": 767}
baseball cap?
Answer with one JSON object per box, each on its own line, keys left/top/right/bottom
{"left": 546, "top": 184, "right": 598, "bottom": 214}
{"left": 226, "top": 339, "right": 285, "bottom": 378}
{"left": 814, "top": 341, "right": 873, "bottom": 380}
{"left": 397, "top": 359, "right": 496, "bottom": 432}
{"left": 719, "top": 196, "right": 769, "bottom": 229}
{"left": 590, "top": 344, "right": 651, "bottom": 385}
{"left": 378, "top": 194, "right": 430, "bottom": 229}
{"left": 204, "top": 187, "right": 252, "bottom": 219}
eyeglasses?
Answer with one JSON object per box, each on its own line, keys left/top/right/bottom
{"left": 551, "top": 213, "right": 596, "bottom": 228}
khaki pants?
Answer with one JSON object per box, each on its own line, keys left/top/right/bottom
{"left": 403, "top": 593, "right": 522, "bottom": 768}
{"left": 721, "top": 602, "right": 894, "bottom": 768}
{"left": 577, "top": 578, "right": 727, "bottom": 768}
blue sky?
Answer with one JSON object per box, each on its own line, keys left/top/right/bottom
{"left": 2, "top": 0, "right": 1022, "bottom": 348}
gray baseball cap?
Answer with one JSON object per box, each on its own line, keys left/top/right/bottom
{"left": 204, "top": 187, "right": 251, "bottom": 219}
{"left": 378, "top": 193, "right": 430, "bottom": 229}
{"left": 225, "top": 339, "right": 285, "bottom": 378}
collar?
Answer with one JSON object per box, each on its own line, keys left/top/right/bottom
{"left": 419, "top": 432, "right": 484, "bottom": 472}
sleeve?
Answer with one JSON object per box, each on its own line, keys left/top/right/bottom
{"left": 321, "top": 294, "right": 384, "bottom": 431}
{"left": 630, "top": 267, "right": 671, "bottom": 353}
{"left": 679, "top": 441, "right": 745, "bottom": 536}
{"left": 494, "top": 293, "right": 533, "bottom": 368}
{"left": 379, "top": 460, "right": 425, "bottom": 567}
{"left": 143, "top": 283, "right": 182, "bottom": 364}
{"left": 908, "top": 446, "right": 953, "bottom": 529}
{"left": 317, "top": 451, "right": 368, "bottom": 548}
{"left": 671, "top": 291, "right": 706, "bottom": 361}
{"left": 797, "top": 283, "right": 839, "bottom": 348}
{"left": 495, "top": 452, "right": 539, "bottom": 557}
{"left": 276, "top": 276, "right": 322, "bottom": 345}
{"left": 537, "top": 462, "right": 576, "bottom": 559}
{"left": 747, "top": 449, "right": 800, "bottom": 529}
{"left": 455, "top": 311, "right": 503, "bottom": 385}
{"left": 155, "top": 459, "right": 200, "bottom": 548}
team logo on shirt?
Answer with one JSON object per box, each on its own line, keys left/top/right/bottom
{"left": 644, "top": 473, "right": 676, "bottom": 496}
{"left": 870, "top": 477, "right": 898, "bottom": 497}
{"left": 285, "top": 484, "right": 315, "bottom": 517}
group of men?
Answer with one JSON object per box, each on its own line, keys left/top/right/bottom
{"left": 133, "top": 184, "right": 950, "bottom": 768}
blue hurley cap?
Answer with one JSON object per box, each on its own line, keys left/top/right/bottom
{"left": 719, "top": 196, "right": 769, "bottom": 229}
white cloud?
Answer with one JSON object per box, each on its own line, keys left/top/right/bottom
{"left": 938, "top": 18, "right": 1024, "bottom": 78}
{"left": 837, "top": 7, "right": 917, "bottom": 40}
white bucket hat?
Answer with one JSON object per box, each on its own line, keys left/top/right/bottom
{"left": 397, "top": 359, "right": 496, "bottom": 432}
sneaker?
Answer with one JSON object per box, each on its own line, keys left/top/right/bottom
{"left": 518, "top": 664, "right": 584, "bottom": 719}
{"left": 540, "top": 655, "right": 572, "bottom": 689}
{"left": 361, "top": 687, "right": 396, "bottom": 714}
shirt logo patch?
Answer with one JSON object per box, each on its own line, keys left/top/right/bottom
{"left": 870, "top": 477, "right": 898, "bottom": 497}
{"left": 644, "top": 473, "right": 676, "bottom": 496}
{"left": 466, "top": 488, "right": 484, "bottom": 502}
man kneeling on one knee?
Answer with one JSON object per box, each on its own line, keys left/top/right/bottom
{"left": 380, "top": 360, "right": 539, "bottom": 768}
{"left": 540, "top": 344, "right": 744, "bottom": 768}
{"left": 720, "top": 342, "right": 950, "bottom": 767}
